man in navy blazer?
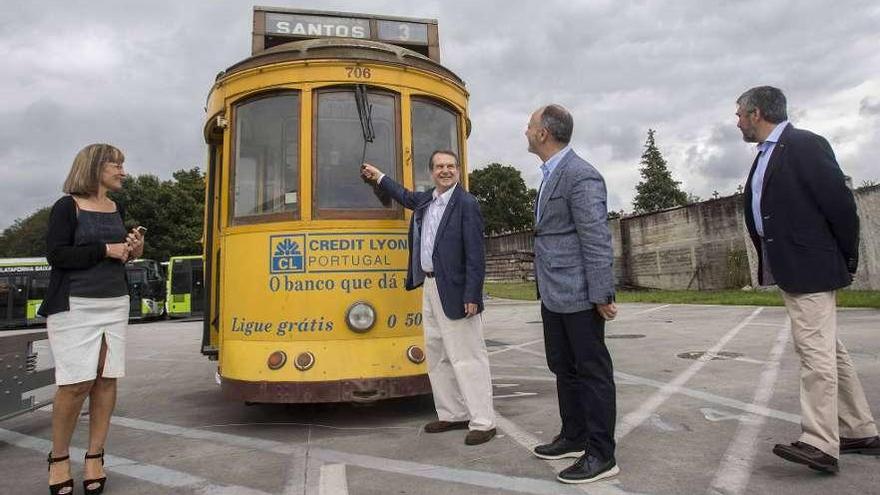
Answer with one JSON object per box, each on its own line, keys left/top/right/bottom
{"left": 738, "top": 86, "right": 878, "bottom": 474}
{"left": 361, "top": 151, "right": 496, "bottom": 445}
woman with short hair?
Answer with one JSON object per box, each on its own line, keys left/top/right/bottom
{"left": 39, "top": 143, "right": 144, "bottom": 495}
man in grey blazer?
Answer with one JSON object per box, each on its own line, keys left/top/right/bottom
{"left": 527, "top": 104, "right": 619, "bottom": 484}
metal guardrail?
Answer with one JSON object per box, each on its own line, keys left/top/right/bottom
{"left": 0, "top": 330, "right": 54, "bottom": 421}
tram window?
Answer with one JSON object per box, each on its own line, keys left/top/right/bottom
{"left": 411, "top": 98, "right": 461, "bottom": 192}
{"left": 314, "top": 88, "right": 401, "bottom": 217}
{"left": 233, "top": 92, "right": 300, "bottom": 223}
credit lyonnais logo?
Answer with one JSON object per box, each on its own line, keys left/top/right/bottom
{"left": 269, "top": 235, "right": 306, "bottom": 273}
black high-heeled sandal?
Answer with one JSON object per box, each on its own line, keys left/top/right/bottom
{"left": 47, "top": 452, "right": 74, "bottom": 495}
{"left": 83, "top": 450, "right": 107, "bottom": 495}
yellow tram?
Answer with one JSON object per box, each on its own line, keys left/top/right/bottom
{"left": 201, "top": 7, "right": 470, "bottom": 403}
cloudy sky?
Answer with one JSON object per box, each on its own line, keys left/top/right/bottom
{"left": 2, "top": 0, "right": 879, "bottom": 229}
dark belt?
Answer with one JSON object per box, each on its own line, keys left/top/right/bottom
{"left": 424, "top": 271, "right": 435, "bottom": 278}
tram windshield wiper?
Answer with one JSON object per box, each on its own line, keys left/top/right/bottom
{"left": 355, "top": 84, "right": 391, "bottom": 207}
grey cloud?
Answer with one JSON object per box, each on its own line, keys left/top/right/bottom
{"left": 685, "top": 123, "right": 754, "bottom": 196}
{"left": 2, "top": 0, "right": 880, "bottom": 228}
{"left": 861, "top": 97, "right": 880, "bottom": 117}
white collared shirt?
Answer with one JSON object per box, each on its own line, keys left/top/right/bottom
{"left": 420, "top": 184, "right": 456, "bottom": 272}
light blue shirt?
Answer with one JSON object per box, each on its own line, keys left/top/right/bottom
{"left": 536, "top": 145, "right": 571, "bottom": 221}
{"left": 751, "top": 121, "right": 789, "bottom": 237}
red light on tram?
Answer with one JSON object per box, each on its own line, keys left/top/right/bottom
{"left": 267, "top": 351, "right": 287, "bottom": 370}
{"left": 406, "top": 345, "right": 425, "bottom": 364}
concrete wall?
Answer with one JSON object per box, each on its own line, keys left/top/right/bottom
{"left": 852, "top": 185, "right": 880, "bottom": 290}
{"left": 618, "top": 196, "right": 747, "bottom": 290}
{"left": 484, "top": 187, "right": 880, "bottom": 291}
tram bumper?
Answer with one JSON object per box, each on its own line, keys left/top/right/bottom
{"left": 221, "top": 374, "right": 431, "bottom": 403}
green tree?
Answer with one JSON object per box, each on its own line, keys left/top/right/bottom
{"left": 0, "top": 169, "right": 204, "bottom": 261}
{"left": 0, "top": 207, "right": 51, "bottom": 257}
{"left": 469, "top": 163, "right": 536, "bottom": 235}
{"left": 111, "top": 167, "right": 205, "bottom": 261}
{"left": 632, "top": 129, "right": 688, "bottom": 214}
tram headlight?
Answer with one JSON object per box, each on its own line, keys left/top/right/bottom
{"left": 345, "top": 301, "right": 376, "bottom": 333}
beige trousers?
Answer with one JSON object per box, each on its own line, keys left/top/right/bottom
{"left": 421, "top": 278, "right": 495, "bottom": 431}
{"left": 782, "top": 290, "right": 878, "bottom": 457}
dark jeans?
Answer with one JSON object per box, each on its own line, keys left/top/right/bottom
{"left": 541, "top": 304, "right": 617, "bottom": 461}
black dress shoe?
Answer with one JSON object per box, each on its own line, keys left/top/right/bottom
{"left": 465, "top": 428, "right": 496, "bottom": 445}
{"left": 533, "top": 435, "right": 585, "bottom": 460}
{"left": 557, "top": 453, "right": 620, "bottom": 484}
{"left": 772, "top": 441, "right": 838, "bottom": 473}
{"left": 841, "top": 435, "right": 880, "bottom": 455}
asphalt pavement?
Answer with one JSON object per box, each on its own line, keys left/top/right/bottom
{"left": 2, "top": 300, "right": 879, "bottom": 494}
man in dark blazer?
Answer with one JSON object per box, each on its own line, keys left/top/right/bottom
{"left": 361, "top": 151, "right": 496, "bottom": 445}
{"left": 526, "top": 104, "right": 619, "bottom": 484}
{"left": 738, "top": 86, "right": 879, "bottom": 474}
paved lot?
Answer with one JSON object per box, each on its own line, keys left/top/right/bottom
{"left": 2, "top": 301, "right": 880, "bottom": 494}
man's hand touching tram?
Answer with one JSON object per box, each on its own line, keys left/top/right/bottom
{"left": 464, "top": 303, "right": 479, "bottom": 318}
{"left": 361, "top": 163, "right": 382, "bottom": 182}
{"left": 596, "top": 302, "right": 617, "bottom": 321}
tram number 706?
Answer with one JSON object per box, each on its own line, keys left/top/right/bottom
{"left": 345, "top": 66, "right": 372, "bottom": 79}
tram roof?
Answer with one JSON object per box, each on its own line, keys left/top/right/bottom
{"left": 217, "top": 38, "right": 464, "bottom": 86}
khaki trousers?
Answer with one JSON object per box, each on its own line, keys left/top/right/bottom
{"left": 421, "top": 278, "right": 495, "bottom": 431}
{"left": 782, "top": 290, "right": 878, "bottom": 457}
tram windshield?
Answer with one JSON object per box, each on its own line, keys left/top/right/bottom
{"left": 315, "top": 87, "right": 400, "bottom": 218}
{"left": 229, "top": 90, "right": 463, "bottom": 223}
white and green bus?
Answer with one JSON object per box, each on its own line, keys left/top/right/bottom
{"left": 0, "top": 258, "right": 51, "bottom": 329}
{"left": 166, "top": 255, "right": 204, "bottom": 318}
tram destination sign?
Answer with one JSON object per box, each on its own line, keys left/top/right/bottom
{"left": 264, "top": 13, "right": 429, "bottom": 45}
{"left": 266, "top": 13, "right": 370, "bottom": 39}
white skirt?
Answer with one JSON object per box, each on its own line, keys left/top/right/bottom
{"left": 47, "top": 295, "right": 129, "bottom": 385}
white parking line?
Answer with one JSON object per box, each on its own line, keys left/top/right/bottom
{"left": 488, "top": 305, "right": 671, "bottom": 357}
{"left": 319, "top": 464, "right": 349, "bottom": 495}
{"left": 612, "top": 304, "right": 671, "bottom": 322}
{"left": 0, "top": 428, "right": 273, "bottom": 495}
{"left": 615, "top": 307, "right": 764, "bottom": 440}
{"left": 488, "top": 338, "right": 544, "bottom": 356}
{"left": 708, "top": 319, "right": 790, "bottom": 495}
{"left": 492, "top": 371, "right": 800, "bottom": 425}
{"left": 7, "top": 412, "right": 599, "bottom": 495}
{"left": 494, "top": 414, "right": 644, "bottom": 495}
